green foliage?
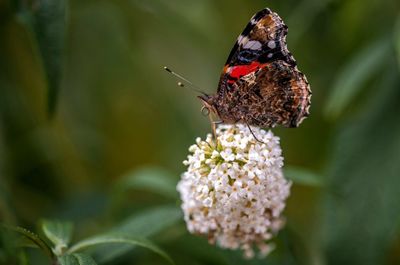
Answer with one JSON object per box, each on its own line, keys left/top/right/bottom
{"left": 0, "top": 224, "right": 54, "bottom": 261}
{"left": 68, "top": 235, "right": 174, "bottom": 265}
{"left": 324, "top": 37, "right": 391, "bottom": 119}
{"left": 115, "top": 167, "right": 178, "bottom": 199}
{"left": 41, "top": 220, "right": 73, "bottom": 255}
{"left": 15, "top": 0, "right": 67, "bottom": 115}
{"left": 93, "top": 205, "right": 182, "bottom": 263}
{"left": 325, "top": 64, "right": 400, "bottom": 265}
{"left": 1, "top": 0, "right": 400, "bottom": 265}
{"left": 1, "top": 219, "right": 175, "bottom": 265}
{"left": 59, "top": 253, "right": 97, "bottom": 265}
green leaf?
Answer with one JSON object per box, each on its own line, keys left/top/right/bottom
{"left": 68, "top": 235, "right": 174, "bottom": 265}
{"left": 324, "top": 37, "right": 391, "bottom": 119}
{"left": 16, "top": 0, "right": 67, "bottom": 116}
{"left": 59, "top": 253, "right": 97, "bottom": 265}
{"left": 284, "top": 166, "right": 324, "bottom": 187}
{"left": 115, "top": 167, "right": 178, "bottom": 199}
{"left": 41, "top": 220, "right": 73, "bottom": 255}
{"left": 14, "top": 237, "right": 42, "bottom": 249}
{"left": 0, "top": 223, "right": 55, "bottom": 260}
{"left": 93, "top": 205, "right": 182, "bottom": 263}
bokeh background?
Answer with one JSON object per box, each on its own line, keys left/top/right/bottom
{"left": 1, "top": 0, "right": 400, "bottom": 264}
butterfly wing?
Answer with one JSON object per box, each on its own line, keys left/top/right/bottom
{"left": 224, "top": 8, "right": 295, "bottom": 67}
{"left": 235, "top": 62, "right": 311, "bottom": 128}
{"left": 218, "top": 8, "right": 295, "bottom": 92}
{"left": 212, "top": 8, "right": 311, "bottom": 128}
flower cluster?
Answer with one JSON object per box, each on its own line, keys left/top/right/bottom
{"left": 177, "top": 124, "right": 291, "bottom": 258}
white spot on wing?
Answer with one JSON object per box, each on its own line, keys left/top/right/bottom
{"left": 238, "top": 36, "right": 249, "bottom": 45}
{"left": 267, "top": 41, "right": 276, "bottom": 49}
{"left": 243, "top": 40, "right": 262, "bottom": 50}
{"left": 267, "top": 53, "right": 273, "bottom": 58}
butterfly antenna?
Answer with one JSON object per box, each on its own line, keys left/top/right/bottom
{"left": 164, "top": 66, "right": 207, "bottom": 95}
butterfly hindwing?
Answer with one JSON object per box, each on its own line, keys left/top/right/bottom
{"left": 235, "top": 62, "right": 310, "bottom": 128}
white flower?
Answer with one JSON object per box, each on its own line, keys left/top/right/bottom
{"left": 177, "top": 124, "right": 291, "bottom": 258}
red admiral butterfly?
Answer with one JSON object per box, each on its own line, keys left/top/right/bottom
{"left": 199, "top": 7, "right": 311, "bottom": 128}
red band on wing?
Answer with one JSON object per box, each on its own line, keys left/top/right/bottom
{"left": 226, "top": 62, "right": 266, "bottom": 84}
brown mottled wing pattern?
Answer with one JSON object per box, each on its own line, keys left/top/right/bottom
{"left": 200, "top": 7, "right": 311, "bottom": 128}
{"left": 226, "top": 62, "right": 310, "bottom": 127}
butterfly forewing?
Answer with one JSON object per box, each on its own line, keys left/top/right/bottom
{"left": 223, "top": 8, "right": 295, "bottom": 69}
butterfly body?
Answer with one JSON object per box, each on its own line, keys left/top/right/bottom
{"left": 199, "top": 8, "right": 311, "bottom": 128}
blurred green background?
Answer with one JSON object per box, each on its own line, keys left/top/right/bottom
{"left": 1, "top": 0, "right": 400, "bottom": 264}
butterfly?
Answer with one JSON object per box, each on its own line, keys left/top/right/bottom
{"left": 199, "top": 8, "right": 311, "bottom": 128}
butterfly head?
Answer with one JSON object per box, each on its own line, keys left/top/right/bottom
{"left": 198, "top": 94, "right": 218, "bottom": 117}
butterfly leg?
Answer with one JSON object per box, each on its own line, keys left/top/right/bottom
{"left": 246, "top": 123, "right": 266, "bottom": 144}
